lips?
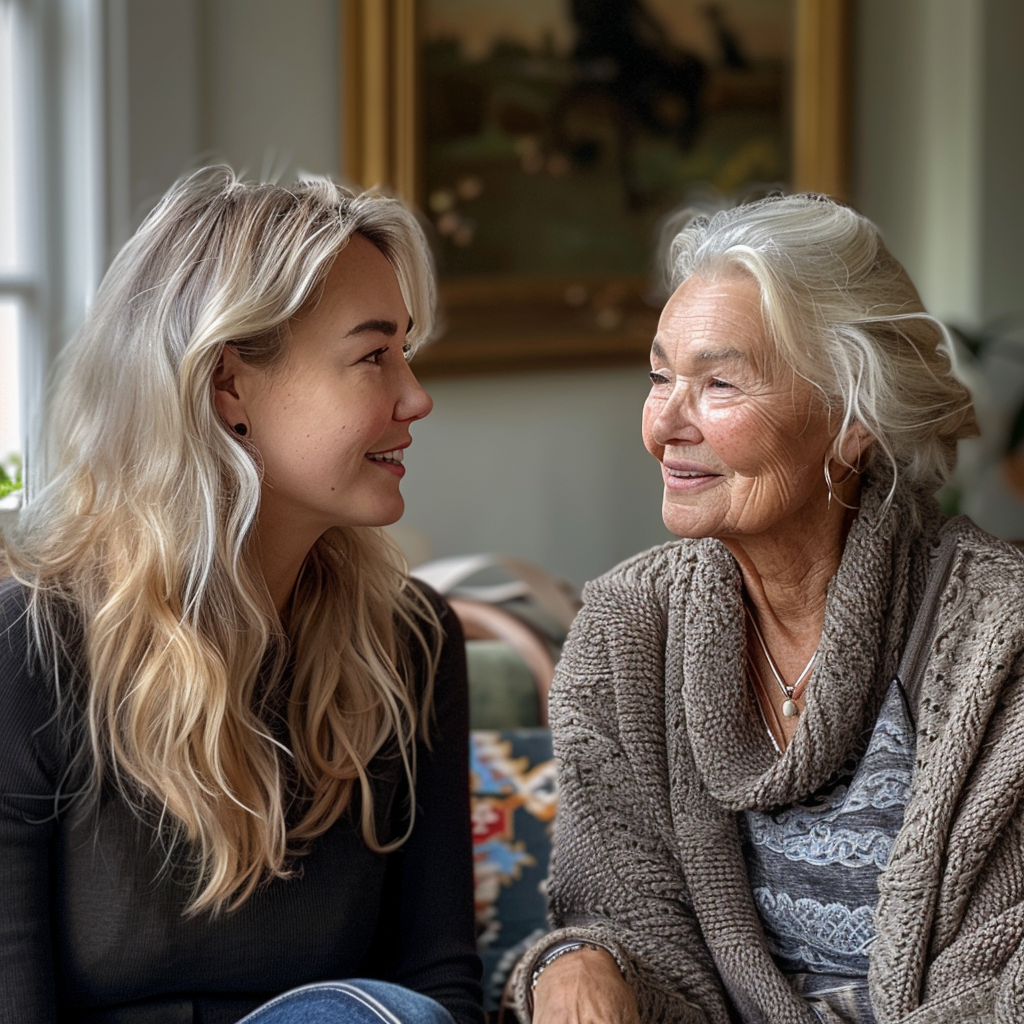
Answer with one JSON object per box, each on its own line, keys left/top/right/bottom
{"left": 660, "top": 457, "right": 722, "bottom": 493}
{"left": 366, "top": 447, "right": 405, "bottom": 465}
{"left": 662, "top": 459, "right": 719, "bottom": 479}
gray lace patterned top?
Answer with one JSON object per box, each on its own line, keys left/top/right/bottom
{"left": 741, "top": 680, "right": 916, "bottom": 1024}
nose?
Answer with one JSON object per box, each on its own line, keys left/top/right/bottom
{"left": 649, "top": 383, "right": 702, "bottom": 447}
{"left": 394, "top": 358, "right": 433, "bottom": 423}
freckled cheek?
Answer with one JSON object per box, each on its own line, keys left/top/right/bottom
{"left": 701, "top": 406, "right": 776, "bottom": 472}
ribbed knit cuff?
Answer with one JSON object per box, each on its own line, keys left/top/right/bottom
{"left": 511, "top": 924, "right": 633, "bottom": 1021}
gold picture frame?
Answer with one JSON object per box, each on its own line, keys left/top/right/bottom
{"left": 342, "top": 0, "right": 853, "bottom": 376}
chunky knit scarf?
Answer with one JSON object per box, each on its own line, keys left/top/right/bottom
{"left": 672, "top": 475, "right": 941, "bottom": 1023}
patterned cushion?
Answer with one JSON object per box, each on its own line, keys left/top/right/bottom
{"left": 470, "top": 728, "right": 556, "bottom": 1014}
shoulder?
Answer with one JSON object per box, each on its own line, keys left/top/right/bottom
{"left": 942, "top": 515, "right": 1024, "bottom": 611}
{"left": 0, "top": 576, "right": 82, "bottom": 682}
{"left": 946, "top": 514, "right": 1024, "bottom": 578}
{"left": 557, "top": 537, "right": 721, "bottom": 675}
{"left": 407, "top": 576, "right": 467, "bottom": 706}
{"left": 579, "top": 537, "right": 718, "bottom": 615}
{"left": 0, "top": 573, "right": 29, "bottom": 614}
{"left": 0, "top": 576, "right": 33, "bottom": 673}
{"left": 409, "top": 576, "right": 453, "bottom": 619}
{"left": 0, "top": 578, "right": 65, "bottom": 791}
{"left": 926, "top": 517, "right": 1024, "bottom": 691}
{"left": 408, "top": 577, "right": 463, "bottom": 649}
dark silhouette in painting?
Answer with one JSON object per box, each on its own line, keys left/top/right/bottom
{"left": 551, "top": 0, "right": 708, "bottom": 206}
{"left": 703, "top": 3, "right": 750, "bottom": 70}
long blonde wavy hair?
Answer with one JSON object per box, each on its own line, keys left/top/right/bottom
{"left": 1, "top": 167, "right": 442, "bottom": 915}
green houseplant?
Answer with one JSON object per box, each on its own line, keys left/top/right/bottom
{"left": 0, "top": 452, "right": 22, "bottom": 501}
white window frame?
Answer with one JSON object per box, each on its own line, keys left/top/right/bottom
{"left": 0, "top": 0, "right": 107, "bottom": 531}
{"left": 0, "top": 0, "right": 37, "bottom": 524}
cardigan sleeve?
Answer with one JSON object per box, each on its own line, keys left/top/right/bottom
{"left": 512, "top": 560, "right": 731, "bottom": 1024}
{"left": 383, "top": 586, "right": 484, "bottom": 1024}
{"left": 924, "top": 643, "right": 1024, "bottom": 1024}
{"left": 0, "top": 581, "right": 61, "bottom": 1023}
{"left": 865, "top": 529, "right": 1024, "bottom": 1024}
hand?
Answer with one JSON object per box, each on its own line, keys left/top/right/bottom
{"left": 532, "top": 945, "right": 640, "bottom": 1024}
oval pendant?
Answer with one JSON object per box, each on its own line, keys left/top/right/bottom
{"left": 782, "top": 699, "right": 799, "bottom": 718}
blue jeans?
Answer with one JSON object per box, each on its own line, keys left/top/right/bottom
{"left": 237, "top": 980, "right": 456, "bottom": 1024}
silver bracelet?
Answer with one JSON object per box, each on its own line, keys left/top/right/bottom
{"left": 530, "top": 940, "right": 603, "bottom": 992}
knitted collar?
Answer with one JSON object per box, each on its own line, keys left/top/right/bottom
{"left": 664, "top": 472, "right": 946, "bottom": 1023}
{"left": 677, "top": 469, "right": 945, "bottom": 812}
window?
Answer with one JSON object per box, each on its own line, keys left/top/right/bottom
{"left": 0, "top": 0, "right": 26, "bottom": 507}
{"left": 0, "top": 0, "right": 106, "bottom": 518}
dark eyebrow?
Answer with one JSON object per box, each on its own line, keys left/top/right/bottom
{"left": 345, "top": 319, "right": 398, "bottom": 338}
{"left": 344, "top": 316, "right": 414, "bottom": 339}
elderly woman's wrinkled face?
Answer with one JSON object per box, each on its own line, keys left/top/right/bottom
{"left": 643, "top": 273, "right": 835, "bottom": 543}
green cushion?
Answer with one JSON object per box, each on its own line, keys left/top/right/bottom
{"left": 466, "top": 639, "right": 541, "bottom": 729}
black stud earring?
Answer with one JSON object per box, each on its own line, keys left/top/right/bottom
{"left": 233, "top": 423, "right": 248, "bottom": 437}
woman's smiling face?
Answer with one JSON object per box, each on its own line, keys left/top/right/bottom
{"left": 642, "top": 273, "right": 837, "bottom": 544}
{"left": 218, "top": 233, "right": 433, "bottom": 542}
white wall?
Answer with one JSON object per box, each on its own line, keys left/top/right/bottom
{"left": 399, "top": 368, "right": 671, "bottom": 587}
{"left": 109, "top": 0, "right": 339, "bottom": 247}
{"left": 979, "top": 0, "right": 1024, "bottom": 322}
{"left": 855, "top": 0, "right": 1024, "bottom": 539}
{"left": 199, "top": 0, "right": 339, "bottom": 184}
{"left": 854, "top": 0, "right": 984, "bottom": 324}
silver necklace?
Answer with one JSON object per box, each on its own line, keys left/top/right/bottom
{"left": 744, "top": 605, "right": 817, "bottom": 718}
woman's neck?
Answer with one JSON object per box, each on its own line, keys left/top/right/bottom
{"left": 723, "top": 490, "right": 861, "bottom": 668}
{"left": 253, "top": 513, "right": 321, "bottom": 615}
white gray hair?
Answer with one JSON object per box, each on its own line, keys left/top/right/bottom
{"left": 665, "top": 193, "right": 978, "bottom": 494}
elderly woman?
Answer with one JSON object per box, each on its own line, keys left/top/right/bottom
{"left": 0, "top": 169, "right": 481, "bottom": 1023}
{"left": 518, "top": 194, "right": 1024, "bottom": 1024}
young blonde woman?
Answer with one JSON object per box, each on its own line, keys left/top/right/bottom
{"left": 0, "top": 168, "right": 483, "bottom": 1024}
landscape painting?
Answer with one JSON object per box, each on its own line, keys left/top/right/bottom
{"left": 422, "top": 0, "right": 792, "bottom": 284}
{"left": 343, "top": 0, "right": 848, "bottom": 373}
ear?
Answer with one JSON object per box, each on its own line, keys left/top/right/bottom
{"left": 212, "top": 344, "right": 247, "bottom": 429}
{"left": 834, "top": 421, "right": 874, "bottom": 468}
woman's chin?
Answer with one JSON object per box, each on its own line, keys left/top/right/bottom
{"left": 661, "top": 500, "right": 723, "bottom": 540}
{"left": 366, "top": 496, "right": 406, "bottom": 529}
{"left": 663, "top": 518, "right": 715, "bottom": 540}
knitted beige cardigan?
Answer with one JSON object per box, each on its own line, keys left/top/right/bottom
{"left": 514, "top": 476, "right": 1024, "bottom": 1023}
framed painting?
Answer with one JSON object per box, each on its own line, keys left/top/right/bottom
{"left": 342, "top": 0, "right": 852, "bottom": 376}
